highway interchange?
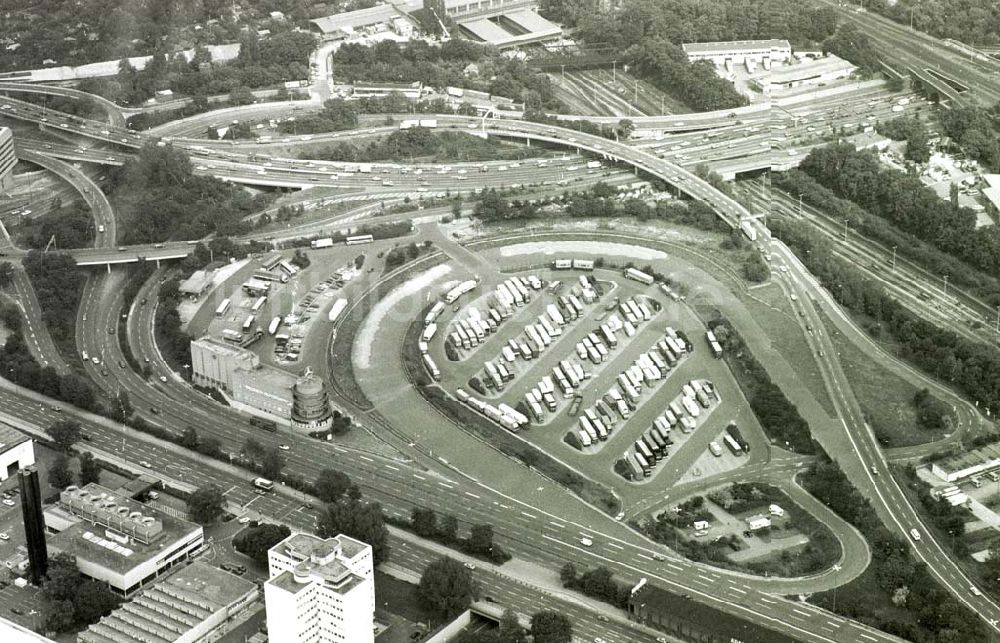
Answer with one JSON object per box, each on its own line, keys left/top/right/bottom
{"left": 2, "top": 27, "right": 1000, "bottom": 641}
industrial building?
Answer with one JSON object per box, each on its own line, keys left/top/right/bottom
{"left": 0, "top": 421, "right": 35, "bottom": 482}
{"left": 350, "top": 81, "right": 424, "bottom": 100}
{"left": 76, "top": 561, "right": 257, "bottom": 643}
{"left": 310, "top": 3, "right": 417, "bottom": 41}
{"left": 265, "top": 533, "right": 375, "bottom": 643}
{"left": 931, "top": 442, "right": 1000, "bottom": 482}
{"left": 681, "top": 39, "right": 792, "bottom": 66}
{"left": 44, "top": 484, "right": 204, "bottom": 596}
{"left": 766, "top": 55, "right": 856, "bottom": 93}
{"left": 0, "top": 127, "right": 15, "bottom": 192}
{"left": 457, "top": 9, "right": 562, "bottom": 49}
{"left": 190, "top": 337, "right": 333, "bottom": 427}
{"left": 191, "top": 337, "right": 296, "bottom": 421}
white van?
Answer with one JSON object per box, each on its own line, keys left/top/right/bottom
{"left": 910, "top": 528, "right": 921, "bottom": 541}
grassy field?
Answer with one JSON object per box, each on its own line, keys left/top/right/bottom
{"left": 818, "top": 309, "right": 953, "bottom": 448}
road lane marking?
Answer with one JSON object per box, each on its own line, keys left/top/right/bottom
{"left": 412, "top": 474, "right": 425, "bottom": 480}
{"left": 520, "top": 511, "right": 537, "bottom": 519}
{"left": 666, "top": 563, "right": 682, "bottom": 572}
{"left": 359, "top": 455, "right": 373, "bottom": 462}
{"left": 606, "top": 542, "right": 623, "bottom": 550}
{"left": 792, "top": 608, "right": 811, "bottom": 618}
{"left": 437, "top": 482, "right": 453, "bottom": 488}
{"left": 385, "top": 464, "right": 399, "bottom": 471}
{"left": 548, "top": 520, "right": 565, "bottom": 528}
{"left": 729, "top": 586, "right": 747, "bottom": 595}
{"left": 464, "top": 492, "right": 480, "bottom": 499}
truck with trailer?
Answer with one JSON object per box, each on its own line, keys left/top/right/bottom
{"left": 625, "top": 453, "right": 645, "bottom": 479}
{"left": 726, "top": 423, "right": 750, "bottom": 453}
{"left": 740, "top": 220, "right": 757, "bottom": 241}
{"left": 421, "top": 323, "right": 438, "bottom": 343}
{"left": 310, "top": 237, "right": 335, "bottom": 249}
{"left": 444, "top": 280, "right": 477, "bottom": 304}
{"left": 423, "top": 355, "right": 441, "bottom": 381}
{"left": 554, "top": 259, "right": 572, "bottom": 269}
{"left": 682, "top": 396, "right": 701, "bottom": 417}
{"left": 425, "top": 301, "right": 446, "bottom": 325}
{"left": 625, "top": 267, "right": 655, "bottom": 285}
{"left": 572, "top": 259, "right": 594, "bottom": 270}
{"left": 633, "top": 450, "right": 651, "bottom": 475}
{"left": 579, "top": 430, "right": 593, "bottom": 447}
{"left": 724, "top": 433, "right": 743, "bottom": 456}
{"left": 636, "top": 439, "right": 656, "bottom": 464}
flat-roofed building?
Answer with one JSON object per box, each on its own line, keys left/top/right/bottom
{"left": 0, "top": 421, "right": 35, "bottom": 481}
{"left": 45, "top": 484, "right": 204, "bottom": 596}
{"left": 0, "top": 127, "right": 15, "bottom": 191}
{"left": 76, "top": 561, "right": 256, "bottom": 643}
{"left": 177, "top": 269, "right": 214, "bottom": 300}
{"left": 932, "top": 442, "right": 1000, "bottom": 482}
{"left": 350, "top": 81, "right": 424, "bottom": 99}
{"left": 190, "top": 337, "right": 296, "bottom": 422}
{"left": 310, "top": 4, "right": 417, "bottom": 40}
{"left": 265, "top": 533, "right": 375, "bottom": 643}
{"left": 681, "top": 39, "right": 792, "bottom": 65}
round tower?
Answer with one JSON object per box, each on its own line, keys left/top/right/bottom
{"left": 290, "top": 370, "right": 333, "bottom": 431}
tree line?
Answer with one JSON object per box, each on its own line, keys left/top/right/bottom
{"left": 795, "top": 143, "right": 1000, "bottom": 284}
{"left": 307, "top": 128, "right": 539, "bottom": 164}
{"left": 773, "top": 215, "right": 1000, "bottom": 415}
{"left": 876, "top": 115, "right": 931, "bottom": 163}
{"left": 772, "top": 170, "right": 1000, "bottom": 306}
{"left": 108, "top": 143, "right": 274, "bottom": 243}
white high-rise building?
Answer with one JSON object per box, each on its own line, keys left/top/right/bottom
{"left": 264, "top": 532, "right": 375, "bottom": 643}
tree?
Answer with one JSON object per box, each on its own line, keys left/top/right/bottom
{"left": 78, "top": 452, "right": 101, "bottom": 485}
{"left": 418, "top": 557, "right": 477, "bottom": 620}
{"left": 559, "top": 562, "right": 578, "bottom": 586}
{"left": 49, "top": 454, "right": 74, "bottom": 490}
{"left": 617, "top": 118, "right": 634, "bottom": 140}
{"left": 412, "top": 507, "right": 438, "bottom": 538}
{"left": 499, "top": 608, "right": 527, "bottom": 643}
{"left": 196, "top": 435, "right": 224, "bottom": 459}
{"left": 180, "top": 426, "right": 200, "bottom": 450}
{"left": 43, "top": 599, "right": 76, "bottom": 633}
{"left": 530, "top": 610, "right": 573, "bottom": 643}
{"left": 468, "top": 524, "right": 494, "bottom": 555}
{"left": 0, "top": 261, "right": 13, "bottom": 287}
{"left": 187, "top": 485, "right": 225, "bottom": 524}
{"left": 73, "top": 580, "right": 119, "bottom": 623}
{"left": 317, "top": 497, "right": 390, "bottom": 564}
{"left": 743, "top": 251, "right": 771, "bottom": 283}
{"left": 439, "top": 514, "right": 459, "bottom": 542}
{"left": 315, "top": 468, "right": 353, "bottom": 503}
{"left": 114, "top": 389, "right": 132, "bottom": 423}
{"left": 46, "top": 419, "right": 82, "bottom": 452}
{"left": 259, "top": 448, "right": 285, "bottom": 479}
{"left": 234, "top": 523, "right": 291, "bottom": 565}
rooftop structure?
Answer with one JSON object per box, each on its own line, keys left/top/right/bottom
{"left": 45, "top": 483, "right": 203, "bottom": 595}
{"left": 77, "top": 561, "right": 257, "bottom": 643}
{"left": 266, "top": 533, "right": 374, "bottom": 643}
{"left": 767, "top": 55, "right": 855, "bottom": 90}
{"left": 0, "top": 420, "right": 35, "bottom": 481}
{"left": 931, "top": 441, "right": 1000, "bottom": 482}
{"left": 177, "top": 270, "right": 214, "bottom": 299}
{"left": 310, "top": 3, "right": 418, "bottom": 40}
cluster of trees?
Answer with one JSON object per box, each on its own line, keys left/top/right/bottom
{"left": 471, "top": 182, "right": 730, "bottom": 233}
{"left": 408, "top": 507, "right": 511, "bottom": 564}
{"left": 803, "top": 458, "right": 986, "bottom": 641}
{"left": 821, "top": 23, "right": 880, "bottom": 72}
{"left": 772, "top": 170, "right": 1000, "bottom": 305}
{"left": 309, "top": 128, "right": 537, "bottom": 164}
{"left": 707, "top": 318, "right": 814, "bottom": 453}
{"left": 876, "top": 116, "right": 931, "bottom": 163}
{"left": 40, "top": 553, "right": 120, "bottom": 633}
{"left": 154, "top": 277, "right": 192, "bottom": 372}
{"left": 0, "top": 322, "right": 99, "bottom": 412}
{"left": 796, "top": 143, "right": 1000, "bottom": 281}
{"left": 94, "top": 28, "right": 315, "bottom": 106}
{"left": 178, "top": 425, "right": 225, "bottom": 459}
{"left": 913, "top": 388, "right": 952, "bottom": 433}
{"left": 939, "top": 105, "right": 1000, "bottom": 173}
{"left": 22, "top": 250, "right": 86, "bottom": 356}
{"left": 559, "top": 563, "right": 630, "bottom": 608}
{"left": 45, "top": 420, "right": 102, "bottom": 490}
{"left": 773, "top": 216, "right": 1000, "bottom": 416}
{"left": 108, "top": 144, "right": 272, "bottom": 243}
{"left": 15, "top": 200, "right": 95, "bottom": 250}
{"left": 384, "top": 241, "right": 431, "bottom": 272}
{"left": 234, "top": 523, "right": 291, "bottom": 564}
{"left": 872, "top": 0, "right": 1000, "bottom": 46}
{"left": 331, "top": 39, "right": 563, "bottom": 111}
{"left": 241, "top": 437, "right": 285, "bottom": 479}
{"left": 317, "top": 496, "right": 390, "bottom": 564}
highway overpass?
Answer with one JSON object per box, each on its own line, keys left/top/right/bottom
{"left": 71, "top": 244, "right": 196, "bottom": 268}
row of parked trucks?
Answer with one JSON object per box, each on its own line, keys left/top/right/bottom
{"left": 623, "top": 380, "right": 719, "bottom": 479}
{"left": 552, "top": 258, "right": 595, "bottom": 271}
{"left": 454, "top": 388, "right": 529, "bottom": 432}
{"left": 576, "top": 339, "right": 694, "bottom": 451}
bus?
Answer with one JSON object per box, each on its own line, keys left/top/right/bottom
{"left": 723, "top": 434, "right": 743, "bottom": 456}
{"left": 251, "top": 296, "right": 267, "bottom": 313}
{"left": 242, "top": 315, "right": 256, "bottom": 332}
{"left": 215, "top": 298, "right": 232, "bottom": 317}
{"left": 253, "top": 477, "right": 275, "bottom": 492}
{"left": 250, "top": 417, "right": 277, "bottom": 432}
{"left": 345, "top": 234, "right": 374, "bottom": 245}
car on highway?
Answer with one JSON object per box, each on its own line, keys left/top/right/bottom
{"left": 91, "top": 357, "right": 100, "bottom": 365}
{"left": 278, "top": 444, "right": 290, "bottom": 451}
{"left": 139, "top": 460, "right": 152, "bottom": 468}
{"left": 0, "top": 501, "right": 12, "bottom": 508}
{"left": 238, "top": 516, "right": 251, "bottom": 524}
{"left": 159, "top": 376, "right": 168, "bottom": 383}
{"left": 971, "top": 585, "right": 983, "bottom": 596}
{"left": 870, "top": 465, "right": 879, "bottom": 475}
{"left": 651, "top": 553, "right": 667, "bottom": 561}
{"left": 0, "top": 533, "right": 9, "bottom": 541}
{"left": 579, "top": 537, "right": 593, "bottom": 547}
{"left": 463, "top": 562, "right": 476, "bottom": 570}
{"left": 909, "top": 528, "right": 921, "bottom": 541}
